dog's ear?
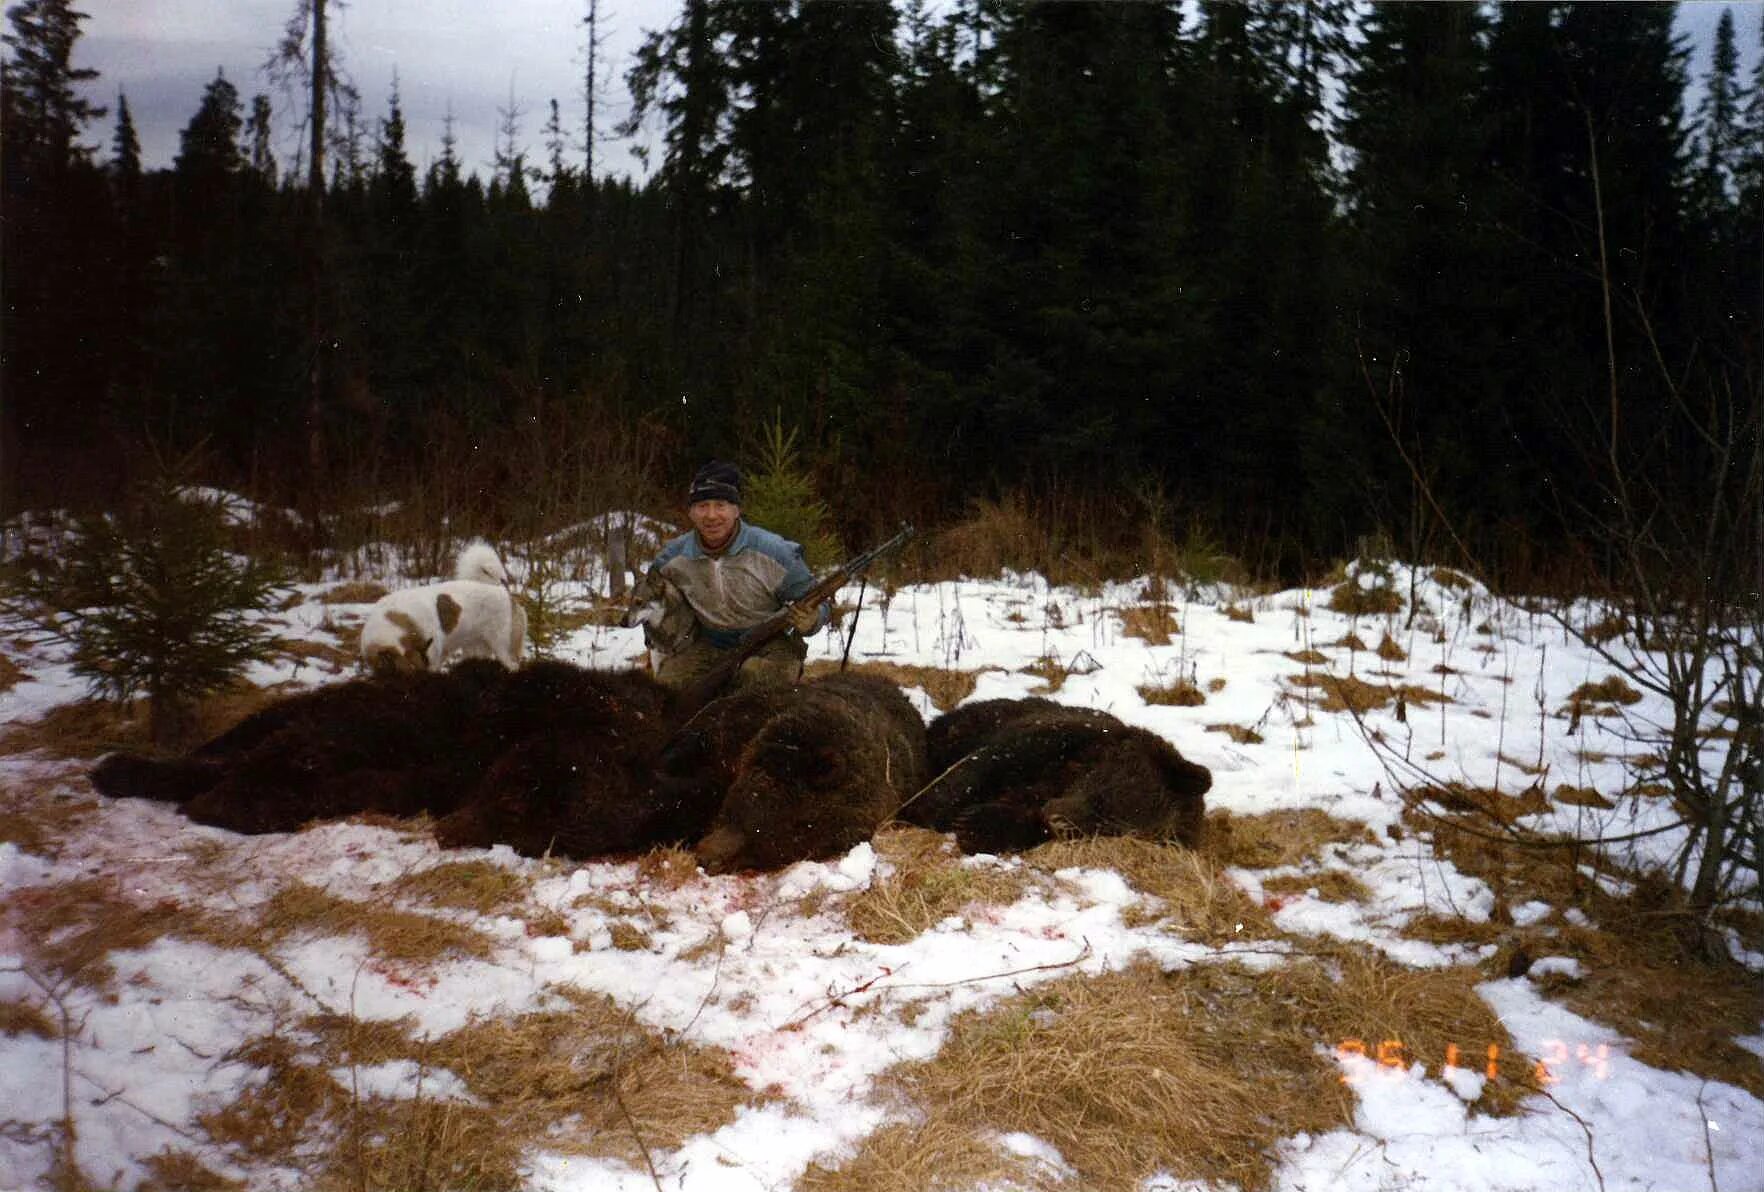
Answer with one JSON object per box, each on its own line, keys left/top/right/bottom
{"left": 436, "top": 592, "right": 463, "bottom": 634}
{"left": 386, "top": 610, "right": 431, "bottom": 669}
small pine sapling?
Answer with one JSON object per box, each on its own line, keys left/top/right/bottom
{"left": 2, "top": 473, "right": 283, "bottom": 746}
{"left": 740, "top": 414, "right": 843, "bottom": 568}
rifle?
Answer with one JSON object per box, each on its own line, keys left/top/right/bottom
{"left": 674, "top": 524, "right": 915, "bottom": 721}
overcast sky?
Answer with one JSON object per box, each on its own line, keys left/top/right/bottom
{"left": 70, "top": 2, "right": 1764, "bottom": 187}
{"left": 78, "top": 0, "right": 678, "bottom": 183}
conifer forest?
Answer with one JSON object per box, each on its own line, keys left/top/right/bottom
{"left": 3, "top": 0, "right": 1761, "bottom": 586}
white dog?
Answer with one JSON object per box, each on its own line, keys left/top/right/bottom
{"left": 360, "top": 542, "right": 528, "bottom": 674}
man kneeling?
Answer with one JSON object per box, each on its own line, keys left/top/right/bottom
{"left": 633, "top": 459, "right": 829, "bottom": 691}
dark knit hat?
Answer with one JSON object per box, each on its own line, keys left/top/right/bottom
{"left": 687, "top": 459, "right": 742, "bottom": 506}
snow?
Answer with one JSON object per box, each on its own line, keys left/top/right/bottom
{"left": 1, "top": 521, "right": 1760, "bottom": 1191}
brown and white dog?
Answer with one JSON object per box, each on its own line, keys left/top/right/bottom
{"left": 360, "top": 542, "right": 528, "bottom": 674}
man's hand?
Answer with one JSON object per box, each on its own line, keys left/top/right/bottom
{"left": 789, "top": 602, "right": 821, "bottom": 635}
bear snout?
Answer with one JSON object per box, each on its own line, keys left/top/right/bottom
{"left": 694, "top": 824, "right": 747, "bottom": 874}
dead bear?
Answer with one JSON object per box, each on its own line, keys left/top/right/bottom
{"left": 90, "top": 659, "right": 512, "bottom": 833}
{"left": 692, "top": 673, "right": 928, "bottom": 874}
{"left": 902, "top": 698, "right": 1211, "bottom": 853}
{"left": 430, "top": 661, "right": 688, "bottom": 858}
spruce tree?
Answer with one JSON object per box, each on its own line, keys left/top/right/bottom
{"left": 0, "top": 0, "right": 103, "bottom": 183}
{"left": 176, "top": 70, "right": 245, "bottom": 185}
{"left": 0, "top": 467, "right": 283, "bottom": 746}
{"left": 1691, "top": 7, "right": 1742, "bottom": 231}
{"left": 109, "top": 90, "right": 138, "bottom": 187}
{"left": 245, "top": 93, "right": 276, "bottom": 188}
{"left": 1329, "top": 2, "right": 1503, "bottom": 545}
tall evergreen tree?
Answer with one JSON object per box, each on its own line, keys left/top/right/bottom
{"left": 245, "top": 93, "right": 276, "bottom": 187}
{"left": 1691, "top": 7, "right": 1742, "bottom": 228}
{"left": 373, "top": 76, "right": 416, "bottom": 212}
{"left": 1327, "top": 2, "right": 1503, "bottom": 545}
{"left": 972, "top": 1, "right": 1196, "bottom": 483}
{"left": 109, "top": 89, "right": 139, "bottom": 188}
{"left": 1735, "top": 8, "right": 1764, "bottom": 337}
{"left": 0, "top": 0, "right": 103, "bottom": 183}
{"left": 175, "top": 70, "right": 245, "bottom": 186}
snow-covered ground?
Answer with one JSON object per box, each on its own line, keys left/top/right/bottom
{"left": 1, "top": 527, "right": 1759, "bottom": 1192}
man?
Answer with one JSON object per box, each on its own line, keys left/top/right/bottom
{"left": 637, "top": 460, "right": 828, "bottom": 691}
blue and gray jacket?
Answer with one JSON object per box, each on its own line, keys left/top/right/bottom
{"left": 649, "top": 521, "right": 830, "bottom": 649}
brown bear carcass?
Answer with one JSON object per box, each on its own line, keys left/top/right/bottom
{"left": 689, "top": 673, "right": 928, "bottom": 874}
{"left": 903, "top": 697, "right": 1211, "bottom": 853}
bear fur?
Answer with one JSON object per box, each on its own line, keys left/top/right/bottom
{"left": 430, "top": 661, "right": 691, "bottom": 858}
{"left": 90, "top": 660, "right": 677, "bottom": 846}
{"left": 90, "top": 659, "right": 513, "bottom": 833}
{"left": 903, "top": 698, "right": 1212, "bottom": 854}
{"left": 692, "top": 673, "right": 928, "bottom": 874}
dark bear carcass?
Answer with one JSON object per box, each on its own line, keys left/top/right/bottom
{"left": 690, "top": 672, "right": 928, "bottom": 874}
{"left": 430, "top": 661, "right": 693, "bottom": 858}
{"left": 90, "top": 659, "right": 512, "bottom": 833}
{"left": 903, "top": 697, "right": 1211, "bottom": 853}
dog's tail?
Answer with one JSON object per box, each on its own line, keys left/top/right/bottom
{"left": 455, "top": 541, "right": 509, "bottom": 585}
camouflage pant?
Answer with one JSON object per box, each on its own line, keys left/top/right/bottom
{"left": 655, "top": 634, "right": 806, "bottom": 693}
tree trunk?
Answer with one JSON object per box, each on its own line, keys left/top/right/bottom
{"left": 303, "top": 0, "right": 328, "bottom": 547}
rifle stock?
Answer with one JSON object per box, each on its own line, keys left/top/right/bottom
{"left": 672, "top": 524, "right": 914, "bottom": 721}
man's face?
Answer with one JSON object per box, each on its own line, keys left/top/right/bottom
{"left": 689, "top": 498, "right": 739, "bottom": 549}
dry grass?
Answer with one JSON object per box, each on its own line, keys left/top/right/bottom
{"left": 635, "top": 845, "right": 701, "bottom": 889}
{"left": 800, "top": 1122, "right": 1057, "bottom": 1192}
{"left": 319, "top": 580, "right": 390, "bottom": 605}
{"left": 1431, "top": 568, "right": 1474, "bottom": 590}
{"left": 1552, "top": 784, "right": 1615, "bottom": 810}
{"left": 201, "top": 987, "right": 759, "bottom": 1187}
{"left": 1400, "top": 912, "right": 1509, "bottom": 949}
{"left": 1331, "top": 632, "right": 1369, "bottom": 651}
{"left": 846, "top": 826, "right": 1036, "bottom": 944}
{"left": 1203, "top": 809, "right": 1377, "bottom": 872}
{"left": 255, "top": 883, "right": 498, "bottom": 963}
{"left": 1028, "top": 836, "right": 1276, "bottom": 944}
{"left": 1285, "top": 648, "right": 1329, "bottom": 665}
{"left": 1328, "top": 582, "right": 1402, "bottom": 617}
{"left": 1582, "top": 613, "right": 1629, "bottom": 645}
{"left": 0, "top": 996, "right": 57, "bottom": 1038}
{"left": 0, "top": 680, "right": 293, "bottom": 759}
{"left": 201, "top": 1032, "right": 353, "bottom": 1162}
{"left": 609, "top": 922, "right": 653, "bottom": 951}
{"left": 1285, "top": 673, "right": 1453, "bottom": 716}
{"left": 932, "top": 495, "right": 1048, "bottom": 580}
{"left": 803, "top": 659, "right": 995, "bottom": 713}
{"left": 1222, "top": 604, "right": 1255, "bottom": 624}
{"left": 137, "top": 1148, "right": 245, "bottom": 1191}
{"left": 0, "top": 698, "right": 146, "bottom": 759}
{"left": 1260, "top": 871, "right": 1372, "bottom": 904}
{"left": 1301, "top": 948, "right": 1531, "bottom": 1115}
{"left": 430, "top": 987, "right": 757, "bottom": 1164}
{"left": 1375, "top": 633, "right": 1408, "bottom": 662}
{"left": 1205, "top": 722, "right": 1264, "bottom": 745}
{"left": 1413, "top": 812, "right": 1764, "bottom": 1098}
{"left": 865, "top": 956, "right": 1492, "bottom": 1192}
{"left": 3, "top": 876, "right": 194, "bottom": 989}
{"left": 391, "top": 860, "right": 530, "bottom": 915}
{"left": 1022, "top": 654, "right": 1070, "bottom": 695}
{"left": 1414, "top": 782, "right": 1551, "bottom": 826}
{"left": 1136, "top": 678, "right": 1206, "bottom": 707}
{"left": 276, "top": 637, "right": 356, "bottom": 673}
{"left": 1118, "top": 604, "right": 1180, "bottom": 645}
{"left": 1567, "top": 676, "right": 1643, "bottom": 710}
{"left": 0, "top": 653, "right": 25, "bottom": 694}
{"left": 0, "top": 787, "right": 97, "bottom": 859}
